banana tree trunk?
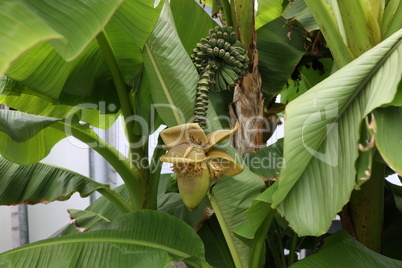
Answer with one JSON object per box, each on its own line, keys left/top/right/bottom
{"left": 230, "top": 51, "right": 264, "bottom": 154}
{"left": 229, "top": 0, "right": 265, "bottom": 154}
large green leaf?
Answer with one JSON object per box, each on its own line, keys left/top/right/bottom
{"left": 170, "top": 0, "right": 217, "bottom": 55}
{"left": 0, "top": 156, "right": 113, "bottom": 205}
{"left": 130, "top": 69, "right": 163, "bottom": 135}
{"left": 102, "top": 19, "right": 144, "bottom": 85}
{"left": 1, "top": 43, "right": 124, "bottom": 127}
{"left": 0, "top": 210, "right": 210, "bottom": 268}
{"left": 337, "top": 0, "right": 381, "bottom": 58}
{"left": 255, "top": 0, "right": 284, "bottom": 30}
{"left": 19, "top": 0, "right": 123, "bottom": 61}
{"left": 5, "top": 38, "right": 119, "bottom": 100}
{"left": 210, "top": 157, "right": 265, "bottom": 268}
{"left": 383, "top": 0, "right": 402, "bottom": 38}
{"left": 111, "top": 0, "right": 163, "bottom": 49}
{"left": 144, "top": 2, "right": 199, "bottom": 127}
{"left": 0, "top": 80, "right": 119, "bottom": 129}
{"left": 67, "top": 209, "right": 111, "bottom": 233}
{"left": 198, "top": 216, "right": 236, "bottom": 268}
{"left": 0, "top": 110, "right": 66, "bottom": 164}
{"left": 291, "top": 230, "right": 402, "bottom": 267}
{"left": 65, "top": 173, "right": 211, "bottom": 235}
{"left": 234, "top": 182, "right": 278, "bottom": 239}
{"left": 0, "top": 109, "right": 60, "bottom": 142}
{"left": 63, "top": 184, "right": 129, "bottom": 236}
{"left": 272, "top": 29, "right": 402, "bottom": 236}
{"left": 2, "top": 0, "right": 161, "bottom": 118}
{"left": 373, "top": 106, "right": 402, "bottom": 175}
{"left": 244, "top": 139, "right": 284, "bottom": 180}
{"left": 0, "top": 1, "right": 61, "bottom": 75}
{"left": 387, "top": 80, "right": 402, "bottom": 105}
{"left": 257, "top": 17, "right": 306, "bottom": 98}
{"left": 381, "top": 0, "right": 400, "bottom": 36}
{"left": 280, "top": 58, "right": 334, "bottom": 104}
{"left": 283, "top": 0, "right": 319, "bottom": 31}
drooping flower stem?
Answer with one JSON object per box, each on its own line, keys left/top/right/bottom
{"left": 194, "top": 66, "right": 214, "bottom": 129}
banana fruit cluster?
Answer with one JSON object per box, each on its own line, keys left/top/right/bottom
{"left": 191, "top": 26, "right": 249, "bottom": 128}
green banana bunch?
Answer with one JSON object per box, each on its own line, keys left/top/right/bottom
{"left": 191, "top": 26, "right": 249, "bottom": 128}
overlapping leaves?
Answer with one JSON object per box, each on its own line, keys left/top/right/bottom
{"left": 0, "top": 109, "right": 65, "bottom": 164}
{"left": 292, "top": 230, "right": 402, "bottom": 267}
{"left": 143, "top": 3, "right": 264, "bottom": 267}
{"left": 0, "top": 156, "right": 111, "bottom": 205}
{"left": 1, "top": 0, "right": 162, "bottom": 127}
{"left": 0, "top": 210, "right": 210, "bottom": 268}
{"left": 272, "top": 29, "right": 402, "bottom": 236}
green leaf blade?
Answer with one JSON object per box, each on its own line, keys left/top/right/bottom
{"left": 0, "top": 110, "right": 66, "bottom": 165}
{"left": 0, "top": 157, "right": 106, "bottom": 205}
{"left": 273, "top": 29, "right": 402, "bottom": 236}
{"left": 145, "top": 2, "right": 199, "bottom": 126}
{"left": 63, "top": 184, "right": 130, "bottom": 236}
{"left": 0, "top": 109, "right": 60, "bottom": 142}
{"left": 20, "top": 0, "right": 124, "bottom": 61}
{"left": 245, "top": 139, "right": 284, "bottom": 180}
{"left": 0, "top": 1, "right": 62, "bottom": 75}
{"left": 291, "top": 230, "right": 402, "bottom": 268}
{"left": 211, "top": 160, "right": 265, "bottom": 268}
{"left": 111, "top": 0, "right": 163, "bottom": 50}
{"left": 2, "top": 1, "right": 161, "bottom": 114}
{"left": 0, "top": 211, "right": 210, "bottom": 268}
{"left": 283, "top": 0, "right": 319, "bottom": 31}
{"left": 170, "top": 0, "right": 217, "bottom": 55}
{"left": 373, "top": 107, "right": 402, "bottom": 176}
{"left": 257, "top": 17, "right": 306, "bottom": 97}
{"left": 256, "top": 0, "right": 284, "bottom": 30}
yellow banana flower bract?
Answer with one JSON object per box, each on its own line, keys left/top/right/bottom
{"left": 160, "top": 122, "right": 243, "bottom": 210}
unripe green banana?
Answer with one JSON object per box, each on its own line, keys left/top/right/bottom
{"left": 216, "top": 38, "right": 225, "bottom": 49}
{"left": 229, "top": 32, "right": 237, "bottom": 44}
{"left": 213, "top": 47, "right": 219, "bottom": 57}
{"left": 209, "top": 38, "right": 217, "bottom": 47}
{"left": 222, "top": 52, "right": 231, "bottom": 61}
{"left": 222, "top": 32, "right": 229, "bottom": 42}
{"left": 200, "top": 38, "right": 209, "bottom": 44}
{"left": 223, "top": 41, "right": 231, "bottom": 51}
{"left": 218, "top": 49, "right": 225, "bottom": 57}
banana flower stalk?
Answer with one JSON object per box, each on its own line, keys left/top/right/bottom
{"left": 160, "top": 122, "right": 243, "bottom": 210}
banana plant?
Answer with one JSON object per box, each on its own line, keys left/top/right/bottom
{"left": 0, "top": 0, "right": 401, "bottom": 267}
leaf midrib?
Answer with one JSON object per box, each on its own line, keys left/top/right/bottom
{"left": 309, "top": 38, "right": 402, "bottom": 162}
{"left": 273, "top": 34, "right": 402, "bottom": 208}
{"left": 144, "top": 42, "right": 183, "bottom": 125}
{"left": 1, "top": 237, "right": 191, "bottom": 259}
{"left": 303, "top": 37, "right": 402, "bottom": 169}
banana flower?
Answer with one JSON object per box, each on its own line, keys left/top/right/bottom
{"left": 160, "top": 122, "right": 243, "bottom": 210}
